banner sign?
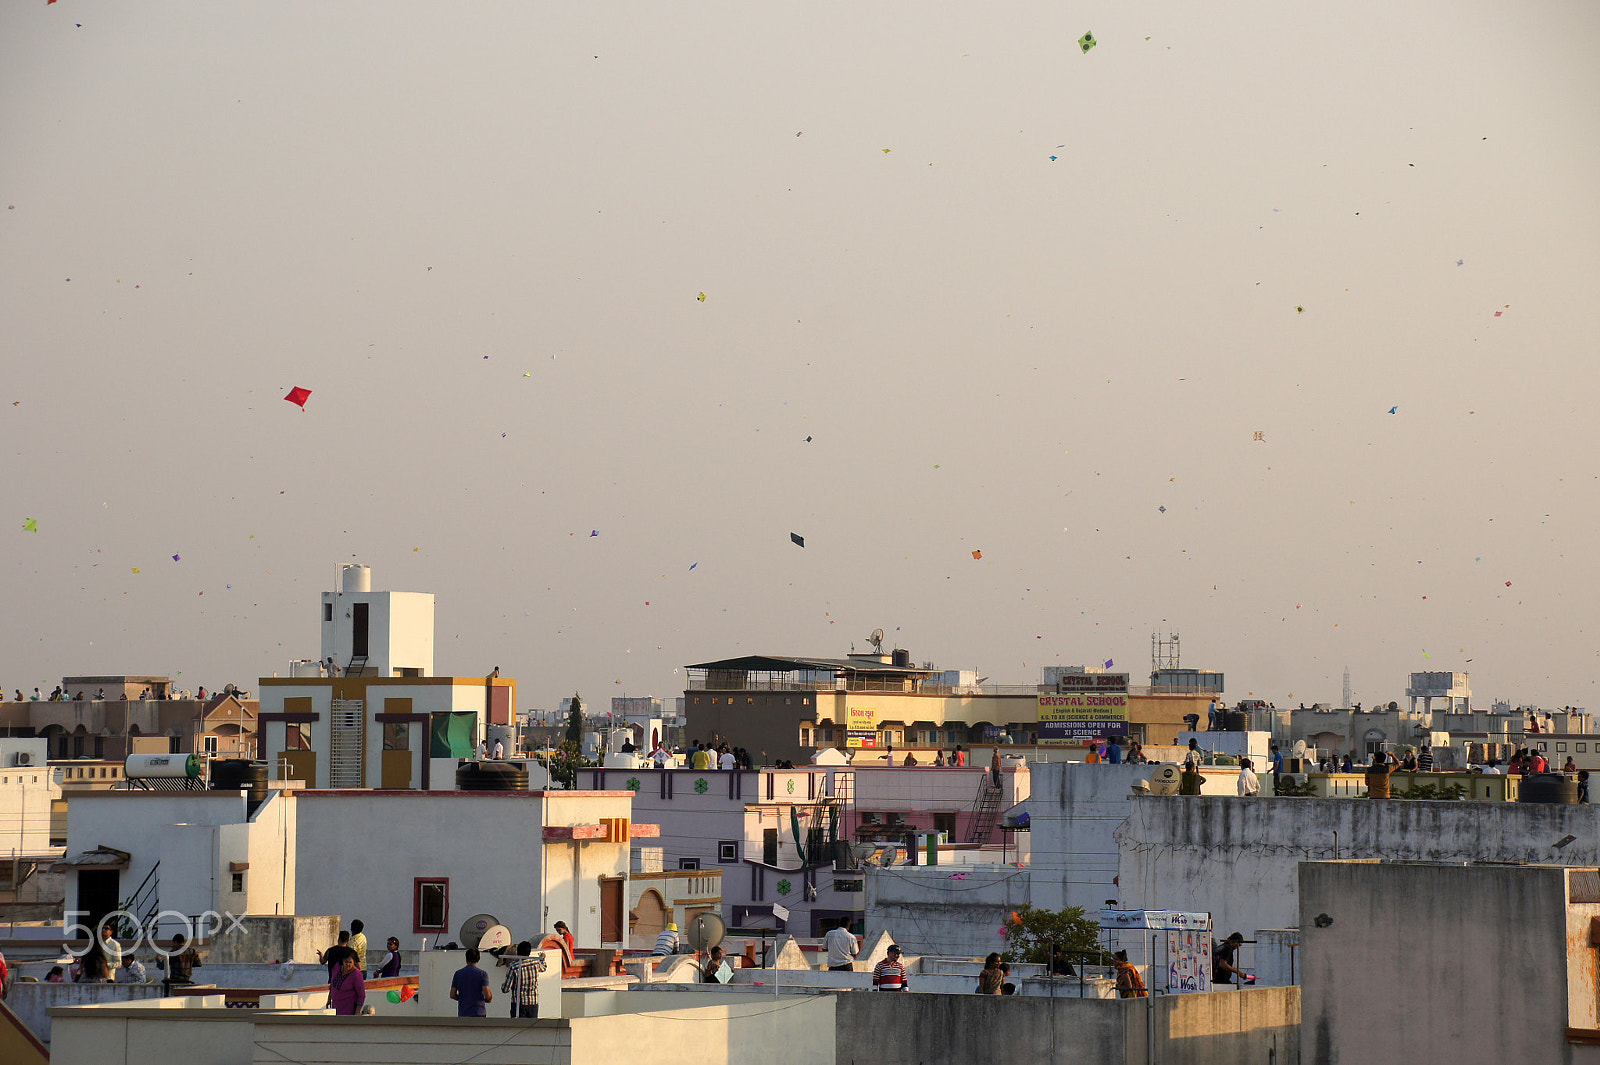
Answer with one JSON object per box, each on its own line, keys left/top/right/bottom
{"left": 846, "top": 706, "right": 878, "bottom": 749}
{"left": 1037, "top": 692, "right": 1129, "bottom": 743}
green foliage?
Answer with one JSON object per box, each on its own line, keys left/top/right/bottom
{"left": 1000, "top": 904, "right": 1105, "bottom": 965}
{"left": 544, "top": 739, "right": 584, "bottom": 789}
{"left": 565, "top": 692, "right": 584, "bottom": 749}
{"left": 1274, "top": 776, "right": 1319, "bottom": 797}
{"left": 1393, "top": 781, "right": 1467, "bottom": 801}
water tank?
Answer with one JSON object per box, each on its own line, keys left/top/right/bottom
{"left": 125, "top": 753, "right": 202, "bottom": 779}
{"left": 456, "top": 762, "right": 529, "bottom": 791}
{"left": 341, "top": 564, "right": 371, "bottom": 593}
{"left": 1221, "top": 710, "right": 1249, "bottom": 732}
{"left": 1519, "top": 773, "right": 1579, "bottom": 805}
{"left": 891, "top": 648, "right": 911, "bottom": 667}
{"left": 211, "top": 760, "right": 270, "bottom": 808}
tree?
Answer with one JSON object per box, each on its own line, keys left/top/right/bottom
{"left": 565, "top": 692, "right": 583, "bottom": 748}
{"left": 1000, "top": 904, "right": 1105, "bottom": 965}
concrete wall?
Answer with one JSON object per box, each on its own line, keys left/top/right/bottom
{"left": 46, "top": 991, "right": 835, "bottom": 1065}
{"left": 294, "top": 790, "right": 631, "bottom": 953}
{"left": 865, "top": 864, "right": 1032, "bottom": 957}
{"left": 1299, "top": 861, "right": 1588, "bottom": 1065}
{"left": 831, "top": 985, "right": 1299, "bottom": 1065}
{"left": 0, "top": 755, "right": 57, "bottom": 855}
{"left": 8, "top": 979, "right": 165, "bottom": 1043}
{"left": 64, "top": 790, "right": 255, "bottom": 936}
{"left": 1115, "top": 795, "right": 1600, "bottom": 937}
{"left": 205, "top": 914, "right": 339, "bottom": 965}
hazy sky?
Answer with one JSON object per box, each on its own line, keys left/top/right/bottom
{"left": 5, "top": 2, "right": 1599, "bottom": 711}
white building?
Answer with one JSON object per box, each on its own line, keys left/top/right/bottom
{"left": 318, "top": 564, "right": 434, "bottom": 678}
{"left": 58, "top": 786, "right": 656, "bottom": 952}
{"left": 261, "top": 565, "right": 514, "bottom": 789}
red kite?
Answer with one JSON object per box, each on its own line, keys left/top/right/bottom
{"left": 284, "top": 386, "right": 311, "bottom": 409}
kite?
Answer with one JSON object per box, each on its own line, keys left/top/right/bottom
{"left": 805, "top": 436, "right": 812, "bottom": 442}
{"left": 132, "top": 567, "right": 140, "bottom": 574}
{"left": 590, "top": 530, "right": 599, "bottom": 537}
{"left": 172, "top": 553, "right": 181, "bottom": 562}
{"left": 689, "top": 562, "right": 698, "bottom": 570}
{"left": 23, "top": 518, "right": 37, "bottom": 532}
{"left": 1078, "top": 31, "right": 1096, "bottom": 52}
{"left": 696, "top": 292, "right": 706, "bottom": 302}
{"left": 284, "top": 386, "right": 311, "bottom": 409}
{"left": 972, "top": 550, "right": 982, "bottom": 559}
{"left": 1104, "top": 659, "right": 1114, "bottom": 668}
{"left": 1387, "top": 406, "right": 1398, "bottom": 414}
{"left": 790, "top": 533, "right": 804, "bottom": 547}
{"left": 1158, "top": 505, "right": 1166, "bottom": 513}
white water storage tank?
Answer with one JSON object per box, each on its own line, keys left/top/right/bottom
{"left": 342, "top": 564, "right": 371, "bottom": 593}
{"left": 124, "top": 753, "right": 203, "bottom": 779}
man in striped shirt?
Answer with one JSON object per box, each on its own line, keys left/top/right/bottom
{"left": 1417, "top": 745, "right": 1434, "bottom": 772}
{"left": 501, "top": 941, "right": 549, "bottom": 1019}
{"left": 872, "top": 944, "right": 908, "bottom": 991}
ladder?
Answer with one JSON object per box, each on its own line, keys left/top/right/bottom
{"left": 344, "top": 655, "right": 367, "bottom": 678}
{"left": 966, "top": 775, "right": 1003, "bottom": 845}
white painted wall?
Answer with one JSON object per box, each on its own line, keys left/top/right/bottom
{"left": 320, "top": 588, "right": 436, "bottom": 676}
{"left": 0, "top": 749, "right": 58, "bottom": 856}
{"left": 293, "top": 791, "right": 631, "bottom": 953}
{"left": 1115, "top": 795, "right": 1600, "bottom": 940}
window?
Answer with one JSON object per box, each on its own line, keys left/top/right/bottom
{"left": 1580, "top": 744, "right": 1588, "bottom": 754}
{"left": 1557, "top": 743, "right": 1568, "bottom": 753}
{"left": 679, "top": 858, "right": 701, "bottom": 871}
{"left": 383, "top": 722, "right": 411, "bottom": 750}
{"left": 203, "top": 736, "right": 219, "bottom": 754}
{"left": 1539, "top": 742, "right": 1548, "bottom": 752}
{"left": 231, "top": 872, "right": 245, "bottom": 892}
{"left": 414, "top": 879, "right": 449, "bottom": 932}
{"left": 324, "top": 603, "right": 333, "bottom": 622}
{"left": 286, "top": 724, "right": 310, "bottom": 751}
{"left": 718, "top": 841, "right": 739, "bottom": 863}
{"left": 800, "top": 728, "right": 812, "bottom": 747}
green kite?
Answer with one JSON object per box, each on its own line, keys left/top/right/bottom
{"left": 1079, "top": 31, "right": 1096, "bottom": 53}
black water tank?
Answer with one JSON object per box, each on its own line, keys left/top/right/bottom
{"left": 892, "top": 648, "right": 911, "bottom": 667}
{"left": 1221, "top": 710, "right": 1249, "bottom": 732}
{"left": 1519, "top": 773, "right": 1579, "bottom": 804}
{"left": 211, "top": 759, "right": 269, "bottom": 810}
{"left": 456, "top": 761, "right": 529, "bottom": 791}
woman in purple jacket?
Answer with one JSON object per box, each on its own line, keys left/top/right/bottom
{"left": 328, "top": 953, "right": 366, "bottom": 1015}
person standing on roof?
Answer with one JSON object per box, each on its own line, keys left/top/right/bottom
{"left": 824, "top": 924, "right": 859, "bottom": 971}
{"left": 1113, "top": 950, "right": 1147, "bottom": 997}
{"left": 872, "top": 944, "right": 909, "bottom": 991}
{"left": 652, "top": 922, "right": 680, "bottom": 956}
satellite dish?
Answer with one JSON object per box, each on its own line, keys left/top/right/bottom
{"left": 458, "top": 913, "right": 500, "bottom": 950}
{"left": 868, "top": 629, "right": 885, "bottom": 653}
{"left": 878, "top": 844, "right": 900, "bottom": 866}
{"left": 851, "top": 843, "right": 879, "bottom": 865}
{"left": 685, "top": 912, "right": 726, "bottom": 953}
{"left": 1149, "top": 765, "right": 1183, "bottom": 795}
{"left": 1292, "top": 740, "right": 1307, "bottom": 758}
{"left": 478, "top": 924, "right": 514, "bottom": 954}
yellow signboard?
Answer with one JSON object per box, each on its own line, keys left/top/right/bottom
{"left": 1037, "top": 694, "right": 1129, "bottom": 743}
{"left": 846, "top": 706, "right": 878, "bottom": 748}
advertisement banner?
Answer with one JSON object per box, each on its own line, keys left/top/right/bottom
{"left": 1055, "top": 672, "right": 1130, "bottom": 693}
{"left": 1166, "top": 929, "right": 1213, "bottom": 994}
{"left": 846, "top": 706, "right": 878, "bottom": 749}
{"left": 1037, "top": 693, "right": 1129, "bottom": 743}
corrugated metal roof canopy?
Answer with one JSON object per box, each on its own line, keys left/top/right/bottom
{"left": 684, "top": 655, "right": 926, "bottom": 675}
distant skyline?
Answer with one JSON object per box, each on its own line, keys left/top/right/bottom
{"left": 5, "top": 2, "right": 1598, "bottom": 711}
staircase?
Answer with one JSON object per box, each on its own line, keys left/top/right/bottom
{"left": 116, "top": 860, "right": 160, "bottom": 938}
{"left": 966, "top": 776, "right": 1004, "bottom": 845}
{"left": 343, "top": 655, "right": 367, "bottom": 678}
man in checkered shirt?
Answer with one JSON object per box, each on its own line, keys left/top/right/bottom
{"left": 501, "top": 941, "right": 549, "bottom": 1019}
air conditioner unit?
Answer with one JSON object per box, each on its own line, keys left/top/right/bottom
{"left": 14, "top": 753, "right": 32, "bottom": 766}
